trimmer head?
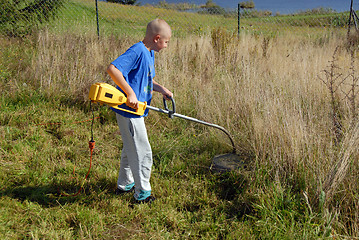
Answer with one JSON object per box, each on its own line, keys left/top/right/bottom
{"left": 211, "top": 153, "right": 246, "bottom": 173}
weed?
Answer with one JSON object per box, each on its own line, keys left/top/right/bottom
{"left": 210, "top": 27, "right": 237, "bottom": 62}
{"left": 346, "top": 49, "right": 359, "bottom": 128}
{"left": 261, "top": 36, "right": 270, "bottom": 58}
{"left": 316, "top": 46, "right": 359, "bottom": 215}
{"left": 318, "top": 47, "right": 345, "bottom": 144}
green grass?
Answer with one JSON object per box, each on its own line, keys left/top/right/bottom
{"left": 50, "top": 0, "right": 351, "bottom": 38}
{"left": 250, "top": 12, "right": 350, "bottom": 27}
{"left": 0, "top": 90, "right": 254, "bottom": 239}
{"left": 50, "top": 0, "right": 238, "bottom": 37}
{"left": 0, "top": 73, "right": 337, "bottom": 239}
{"left": 0, "top": 59, "right": 329, "bottom": 239}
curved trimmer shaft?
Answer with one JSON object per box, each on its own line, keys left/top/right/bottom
{"left": 146, "top": 105, "right": 236, "bottom": 154}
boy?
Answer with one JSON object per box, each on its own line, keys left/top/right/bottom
{"left": 107, "top": 19, "right": 173, "bottom": 204}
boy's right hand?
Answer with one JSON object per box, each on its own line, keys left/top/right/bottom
{"left": 126, "top": 93, "right": 139, "bottom": 109}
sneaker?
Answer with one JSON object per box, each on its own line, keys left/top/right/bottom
{"left": 115, "top": 187, "right": 134, "bottom": 195}
{"left": 135, "top": 195, "right": 155, "bottom": 204}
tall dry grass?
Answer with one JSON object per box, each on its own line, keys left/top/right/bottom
{"left": 31, "top": 31, "right": 138, "bottom": 101}
{"left": 27, "top": 28, "right": 359, "bottom": 235}
{"left": 156, "top": 30, "right": 359, "bottom": 234}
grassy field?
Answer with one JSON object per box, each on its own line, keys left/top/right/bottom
{"left": 51, "top": 0, "right": 238, "bottom": 37}
{"left": 1, "top": 0, "right": 359, "bottom": 239}
{"left": 51, "top": 0, "right": 350, "bottom": 37}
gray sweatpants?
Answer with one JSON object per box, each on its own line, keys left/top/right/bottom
{"left": 115, "top": 113, "right": 153, "bottom": 200}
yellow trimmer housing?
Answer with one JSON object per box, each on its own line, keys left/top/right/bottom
{"left": 89, "top": 82, "right": 147, "bottom": 116}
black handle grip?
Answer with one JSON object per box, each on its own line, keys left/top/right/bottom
{"left": 163, "top": 96, "right": 176, "bottom": 119}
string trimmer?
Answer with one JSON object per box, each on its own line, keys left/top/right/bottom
{"left": 89, "top": 82, "right": 243, "bottom": 172}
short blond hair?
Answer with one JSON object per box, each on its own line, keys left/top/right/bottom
{"left": 146, "top": 18, "right": 171, "bottom": 38}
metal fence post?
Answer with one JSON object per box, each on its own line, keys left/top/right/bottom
{"left": 238, "top": 3, "right": 241, "bottom": 37}
{"left": 95, "top": 0, "right": 100, "bottom": 38}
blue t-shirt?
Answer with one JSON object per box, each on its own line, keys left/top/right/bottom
{"left": 111, "top": 41, "right": 155, "bottom": 118}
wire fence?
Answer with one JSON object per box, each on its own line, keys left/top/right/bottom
{"left": 1, "top": 0, "right": 358, "bottom": 38}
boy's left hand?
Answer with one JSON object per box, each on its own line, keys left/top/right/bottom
{"left": 153, "top": 80, "right": 173, "bottom": 100}
{"left": 161, "top": 88, "right": 173, "bottom": 100}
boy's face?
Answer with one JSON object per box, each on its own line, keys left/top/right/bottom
{"left": 153, "top": 30, "right": 171, "bottom": 52}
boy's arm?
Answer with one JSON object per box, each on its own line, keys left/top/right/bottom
{"left": 153, "top": 80, "right": 173, "bottom": 100}
{"left": 107, "top": 64, "right": 139, "bottom": 109}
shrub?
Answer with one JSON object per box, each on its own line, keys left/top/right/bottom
{"left": 0, "top": 0, "right": 64, "bottom": 37}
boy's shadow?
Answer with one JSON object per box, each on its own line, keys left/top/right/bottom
{"left": 0, "top": 177, "right": 115, "bottom": 208}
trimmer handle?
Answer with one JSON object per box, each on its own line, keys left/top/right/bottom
{"left": 163, "top": 96, "right": 176, "bottom": 119}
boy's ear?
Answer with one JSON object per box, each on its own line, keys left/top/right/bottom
{"left": 153, "top": 34, "right": 161, "bottom": 42}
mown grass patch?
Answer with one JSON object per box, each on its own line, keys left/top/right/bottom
{"left": 0, "top": 88, "right": 257, "bottom": 239}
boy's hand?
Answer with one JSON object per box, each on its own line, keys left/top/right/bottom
{"left": 126, "top": 93, "right": 139, "bottom": 109}
{"left": 161, "top": 88, "right": 173, "bottom": 100}
{"left": 153, "top": 80, "right": 173, "bottom": 100}
{"left": 107, "top": 64, "right": 139, "bottom": 109}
